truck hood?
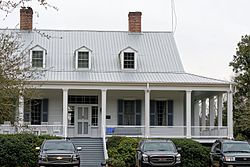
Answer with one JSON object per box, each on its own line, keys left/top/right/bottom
{"left": 224, "top": 152, "right": 250, "bottom": 157}
{"left": 42, "top": 150, "right": 75, "bottom": 154}
{"left": 144, "top": 151, "right": 177, "bottom": 156}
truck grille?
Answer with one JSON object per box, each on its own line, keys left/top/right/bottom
{"left": 47, "top": 154, "right": 72, "bottom": 163}
{"left": 235, "top": 157, "right": 250, "bottom": 162}
{"left": 150, "top": 155, "right": 175, "bottom": 165}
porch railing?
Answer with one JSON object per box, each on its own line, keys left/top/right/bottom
{"left": 106, "top": 125, "right": 145, "bottom": 137}
{"left": 150, "top": 126, "right": 186, "bottom": 138}
{"left": 191, "top": 126, "right": 228, "bottom": 138}
{"left": 106, "top": 125, "right": 229, "bottom": 138}
{"left": 0, "top": 124, "right": 64, "bottom": 137}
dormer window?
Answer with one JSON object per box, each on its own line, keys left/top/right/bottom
{"left": 120, "top": 47, "right": 138, "bottom": 70}
{"left": 124, "top": 52, "right": 135, "bottom": 69}
{"left": 75, "top": 46, "right": 92, "bottom": 70}
{"left": 78, "top": 51, "right": 89, "bottom": 68}
{"left": 30, "top": 45, "right": 46, "bottom": 68}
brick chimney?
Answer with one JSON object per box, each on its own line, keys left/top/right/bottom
{"left": 128, "top": 12, "right": 142, "bottom": 32}
{"left": 20, "top": 7, "right": 33, "bottom": 30}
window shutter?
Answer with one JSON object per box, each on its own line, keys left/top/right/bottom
{"left": 168, "top": 100, "right": 174, "bottom": 126}
{"left": 24, "top": 100, "right": 30, "bottom": 122}
{"left": 118, "top": 100, "right": 123, "bottom": 125}
{"left": 135, "top": 100, "right": 141, "bottom": 125}
{"left": 42, "top": 99, "right": 49, "bottom": 122}
{"left": 150, "top": 100, "right": 156, "bottom": 126}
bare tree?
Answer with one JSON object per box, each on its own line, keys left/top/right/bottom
{"left": 0, "top": 30, "right": 41, "bottom": 123}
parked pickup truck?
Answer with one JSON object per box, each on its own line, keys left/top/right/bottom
{"left": 136, "top": 139, "right": 181, "bottom": 167}
{"left": 210, "top": 139, "right": 250, "bottom": 167}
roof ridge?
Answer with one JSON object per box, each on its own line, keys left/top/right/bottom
{"left": 0, "top": 28, "right": 173, "bottom": 33}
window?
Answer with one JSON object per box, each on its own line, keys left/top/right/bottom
{"left": 77, "top": 51, "right": 89, "bottom": 68}
{"left": 68, "top": 96, "right": 98, "bottom": 104}
{"left": 68, "top": 106, "right": 75, "bottom": 126}
{"left": 150, "top": 100, "right": 174, "bottom": 126}
{"left": 32, "top": 51, "right": 44, "bottom": 68}
{"left": 119, "top": 47, "right": 138, "bottom": 70}
{"left": 30, "top": 45, "right": 46, "bottom": 68}
{"left": 24, "top": 99, "right": 49, "bottom": 125}
{"left": 91, "top": 106, "right": 98, "bottom": 126}
{"left": 118, "top": 100, "right": 141, "bottom": 125}
{"left": 75, "top": 46, "right": 92, "bottom": 69}
{"left": 124, "top": 52, "right": 135, "bottom": 69}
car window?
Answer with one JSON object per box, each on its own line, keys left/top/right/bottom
{"left": 223, "top": 143, "right": 250, "bottom": 153}
{"left": 43, "top": 141, "right": 75, "bottom": 151}
{"left": 143, "top": 142, "right": 175, "bottom": 152}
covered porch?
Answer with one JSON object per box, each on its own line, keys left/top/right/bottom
{"left": 0, "top": 83, "right": 233, "bottom": 141}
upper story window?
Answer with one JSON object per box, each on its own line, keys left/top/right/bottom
{"left": 119, "top": 47, "right": 138, "bottom": 70}
{"left": 78, "top": 51, "right": 89, "bottom": 68}
{"left": 75, "top": 46, "right": 92, "bottom": 70}
{"left": 124, "top": 52, "right": 135, "bottom": 69}
{"left": 30, "top": 45, "right": 46, "bottom": 68}
{"left": 32, "top": 51, "right": 43, "bottom": 68}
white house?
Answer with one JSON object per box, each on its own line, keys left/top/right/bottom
{"left": 0, "top": 8, "right": 233, "bottom": 147}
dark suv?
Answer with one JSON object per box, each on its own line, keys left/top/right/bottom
{"left": 210, "top": 139, "right": 250, "bottom": 167}
{"left": 37, "top": 139, "right": 81, "bottom": 167}
{"left": 136, "top": 139, "right": 181, "bottom": 167}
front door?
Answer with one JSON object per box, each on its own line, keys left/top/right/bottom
{"left": 75, "top": 106, "right": 91, "bottom": 136}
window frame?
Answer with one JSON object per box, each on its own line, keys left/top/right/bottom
{"left": 29, "top": 46, "right": 46, "bottom": 69}
{"left": 75, "top": 47, "right": 92, "bottom": 70}
{"left": 120, "top": 47, "right": 138, "bottom": 70}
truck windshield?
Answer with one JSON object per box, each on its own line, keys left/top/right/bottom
{"left": 143, "top": 142, "right": 175, "bottom": 152}
{"left": 223, "top": 143, "right": 250, "bottom": 153}
{"left": 43, "top": 141, "right": 75, "bottom": 151}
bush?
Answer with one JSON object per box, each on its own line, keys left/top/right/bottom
{"left": 0, "top": 133, "right": 61, "bottom": 167}
{"left": 107, "top": 137, "right": 140, "bottom": 167}
{"left": 172, "top": 139, "right": 210, "bottom": 167}
{"left": 106, "top": 137, "right": 210, "bottom": 167}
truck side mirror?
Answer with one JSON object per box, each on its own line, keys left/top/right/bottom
{"left": 177, "top": 147, "right": 182, "bottom": 152}
{"left": 77, "top": 147, "right": 82, "bottom": 151}
{"left": 35, "top": 147, "right": 40, "bottom": 150}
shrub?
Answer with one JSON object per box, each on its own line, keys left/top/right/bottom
{"left": 106, "top": 137, "right": 210, "bottom": 167}
{"left": 0, "top": 133, "right": 61, "bottom": 167}
{"left": 107, "top": 137, "right": 140, "bottom": 167}
{"left": 172, "top": 138, "right": 210, "bottom": 167}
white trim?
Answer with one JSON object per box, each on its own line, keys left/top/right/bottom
{"left": 29, "top": 46, "right": 46, "bottom": 69}
{"left": 31, "top": 84, "right": 231, "bottom": 92}
{"left": 120, "top": 47, "right": 138, "bottom": 70}
{"left": 75, "top": 47, "right": 92, "bottom": 70}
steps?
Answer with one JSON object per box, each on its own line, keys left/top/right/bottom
{"left": 70, "top": 137, "right": 105, "bottom": 167}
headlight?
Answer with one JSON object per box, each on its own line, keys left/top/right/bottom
{"left": 142, "top": 154, "right": 149, "bottom": 162}
{"left": 224, "top": 156, "right": 235, "bottom": 162}
{"left": 72, "top": 154, "right": 80, "bottom": 161}
{"left": 176, "top": 153, "right": 181, "bottom": 162}
{"left": 39, "top": 154, "right": 47, "bottom": 161}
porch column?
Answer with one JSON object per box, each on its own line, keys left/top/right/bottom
{"left": 62, "top": 88, "right": 68, "bottom": 138}
{"left": 101, "top": 89, "right": 107, "bottom": 138}
{"left": 209, "top": 97, "right": 215, "bottom": 127}
{"left": 201, "top": 99, "right": 206, "bottom": 130}
{"left": 186, "top": 90, "right": 192, "bottom": 138}
{"left": 217, "top": 94, "right": 223, "bottom": 127}
{"left": 227, "top": 91, "right": 233, "bottom": 139}
{"left": 144, "top": 90, "right": 150, "bottom": 138}
{"left": 194, "top": 100, "right": 200, "bottom": 136}
{"left": 18, "top": 96, "right": 24, "bottom": 125}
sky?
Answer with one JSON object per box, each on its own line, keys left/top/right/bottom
{"left": 1, "top": 0, "right": 249, "bottom": 81}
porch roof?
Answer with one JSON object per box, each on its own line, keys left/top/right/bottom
{"left": 37, "top": 71, "right": 231, "bottom": 85}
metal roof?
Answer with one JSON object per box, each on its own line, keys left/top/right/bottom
{"left": 1, "top": 29, "right": 230, "bottom": 85}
